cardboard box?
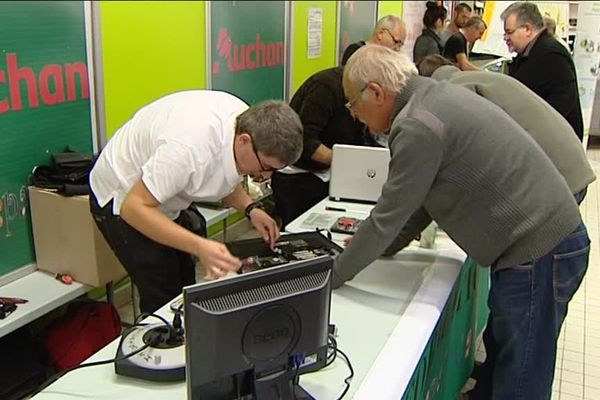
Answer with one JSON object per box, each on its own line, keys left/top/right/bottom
{"left": 28, "top": 187, "right": 127, "bottom": 287}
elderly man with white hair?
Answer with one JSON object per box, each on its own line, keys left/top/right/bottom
{"left": 335, "top": 45, "right": 589, "bottom": 400}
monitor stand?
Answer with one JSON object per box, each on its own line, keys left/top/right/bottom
{"left": 253, "top": 369, "right": 314, "bottom": 400}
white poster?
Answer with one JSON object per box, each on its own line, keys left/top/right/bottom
{"left": 307, "top": 7, "right": 323, "bottom": 59}
{"left": 401, "top": 1, "right": 427, "bottom": 61}
{"left": 573, "top": 1, "right": 600, "bottom": 134}
{"left": 472, "top": 1, "right": 512, "bottom": 57}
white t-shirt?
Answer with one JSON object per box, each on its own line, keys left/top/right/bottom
{"left": 90, "top": 90, "right": 247, "bottom": 219}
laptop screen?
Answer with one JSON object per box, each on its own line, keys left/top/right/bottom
{"left": 329, "top": 144, "right": 390, "bottom": 203}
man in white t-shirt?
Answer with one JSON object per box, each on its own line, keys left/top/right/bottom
{"left": 89, "top": 90, "right": 303, "bottom": 313}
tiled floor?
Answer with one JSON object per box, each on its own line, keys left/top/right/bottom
{"left": 552, "top": 144, "right": 600, "bottom": 400}
{"left": 117, "top": 144, "right": 600, "bottom": 400}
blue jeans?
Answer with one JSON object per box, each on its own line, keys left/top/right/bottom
{"left": 469, "top": 222, "right": 590, "bottom": 400}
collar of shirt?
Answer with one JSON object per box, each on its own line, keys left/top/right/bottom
{"left": 522, "top": 27, "right": 546, "bottom": 57}
{"left": 223, "top": 112, "right": 245, "bottom": 187}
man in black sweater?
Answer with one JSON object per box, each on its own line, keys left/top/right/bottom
{"left": 502, "top": 2, "right": 583, "bottom": 141}
{"left": 271, "top": 67, "right": 378, "bottom": 228}
{"left": 443, "top": 16, "right": 486, "bottom": 71}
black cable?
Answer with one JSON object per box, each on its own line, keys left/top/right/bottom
{"left": 28, "top": 313, "right": 171, "bottom": 398}
{"left": 335, "top": 347, "right": 354, "bottom": 400}
{"left": 135, "top": 312, "right": 177, "bottom": 340}
{"left": 325, "top": 333, "right": 338, "bottom": 367}
{"left": 315, "top": 227, "right": 332, "bottom": 241}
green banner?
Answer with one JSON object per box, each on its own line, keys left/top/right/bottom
{"left": 0, "top": 1, "right": 92, "bottom": 277}
{"left": 210, "top": 1, "right": 286, "bottom": 104}
{"left": 338, "top": 1, "right": 378, "bottom": 64}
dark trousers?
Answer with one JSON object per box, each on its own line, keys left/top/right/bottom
{"left": 89, "top": 193, "right": 197, "bottom": 314}
{"left": 469, "top": 222, "right": 590, "bottom": 399}
{"left": 271, "top": 172, "right": 329, "bottom": 229}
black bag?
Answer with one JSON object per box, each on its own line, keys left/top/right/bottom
{"left": 30, "top": 150, "right": 94, "bottom": 196}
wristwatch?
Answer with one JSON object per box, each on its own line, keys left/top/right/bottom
{"left": 244, "top": 202, "right": 262, "bottom": 219}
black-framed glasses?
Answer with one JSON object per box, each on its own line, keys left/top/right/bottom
{"left": 383, "top": 28, "right": 404, "bottom": 48}
{"left": 344, "top": 84, "right": 369, "bottom": 111}
{"left": 248, "top": 133, "right": 286, "bottom": 172}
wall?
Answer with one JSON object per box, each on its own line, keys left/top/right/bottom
{"left": 291, "top": 1, "right": 338, "bottom": 95}
{"left": 378, "top": 0, "right": 403, "bottom": 20}
{"left": 99, "top": 1, "right": 206, "bottom": 138}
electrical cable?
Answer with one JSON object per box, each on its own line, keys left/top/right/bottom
{"left": 335, "top": 347, "right": 354, "bottom": 400}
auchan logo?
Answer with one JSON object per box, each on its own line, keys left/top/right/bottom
{"left": 212, "top": 28, "right": 284, "bottom": 75}
{"left": 0, "top": 53, "right": 89, "bottom": 115}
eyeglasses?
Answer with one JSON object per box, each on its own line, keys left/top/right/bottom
{"left": 344, "top": 84, "right": 369, "bottom": 111}
{"left": 248, "top": 133, "right": 285, "bottom": 172}
{"left": 503, "top": 25, "right": 525, "bottom": 37}
{"left": 383, "top": 28, "right": 404, "bottom": 48}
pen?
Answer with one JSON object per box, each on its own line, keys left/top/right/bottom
{"left": 325, "top": 206, "right": 369, "bottom": 214}
{"left": 0, "top": 296, "right": 28, "bottom": 304}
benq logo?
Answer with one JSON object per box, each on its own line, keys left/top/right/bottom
{"left": 366, "top": 169, "right": 377, "bottom": 178}
{"left": 254, "top": 327, "right": 290, "bottom": 344}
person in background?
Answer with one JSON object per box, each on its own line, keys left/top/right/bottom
{"left": 443, "top": 16, "right": 487, "bottom": 71}
{"left": 337, "top": 44, "right": 589, "bottom": 400}
{"left": 441, "top": 2, "right": 472, "bottom": 45}
{"left": 340, "top": 15, "right": 406, "bottom": 66}
{"left": 89, "top": 91, "right": 303, "bottom": 313}
{"left": 413, "top": 2, "right": 447, "bottom": 65}
{"left": 271, "top": 66, "right": 377, "bottom": 228}
{"left": 502, "top": 2, "right": 583, "bottom": 141}
{"left": 544, "top": 16, "right": 571, "bottom": 52}
{"left": 416, "top": 53, "right": 456, "bottom": 76}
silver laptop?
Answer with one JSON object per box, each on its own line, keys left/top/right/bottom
{"left": 329, "top": 144, "right": 390, "bottom": 203}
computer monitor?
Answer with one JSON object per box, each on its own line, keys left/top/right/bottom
{"left": 183, "top": 249, "right": 333, "bottom": 400}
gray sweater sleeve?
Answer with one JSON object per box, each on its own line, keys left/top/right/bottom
{"left": 331, "top": 118, "right": 443, "bottom": 288}
{"left": 382, "top": 207, "right": 433, "bottom": 256}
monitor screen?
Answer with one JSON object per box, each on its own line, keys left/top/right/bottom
{"left": 183, "top": 249, "right": 333, "bottom": 400}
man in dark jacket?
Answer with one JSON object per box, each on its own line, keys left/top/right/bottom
{"left": 502, "top": 2, "right": 583, "bottom": 141}
{"left": 271, "top": 67, "right": 378, "bottom": 228}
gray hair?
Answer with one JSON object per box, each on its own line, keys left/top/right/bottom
{"left": 344, "top": 44, "right": 417, "bottom": 94}
{"left": 500, "top": 2, "right": 544, "bottom": 30}
{"left": 465, "top": 16, "right": 487, "bottom": 30}
{"left": 236, "top": 100, "right": 303, "bottom": 165}
{"left": 417, "top": 54, "right": 455, "bottom": 77}
{"left": 372, "top": 15, "right": 403, "bottom": 37}
{"left": 544, "top": 16, "right": 556, "bottom": 35}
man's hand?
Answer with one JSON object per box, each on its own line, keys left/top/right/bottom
{"left": 195, "top": 239, "right": 240, "bottom": 280}
{"left": 249, "top": 208, "right": 280, "bottom": 248}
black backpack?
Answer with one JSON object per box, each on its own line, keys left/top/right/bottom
{"left": 30, "top": 151, "right": 94, "bottom": 196}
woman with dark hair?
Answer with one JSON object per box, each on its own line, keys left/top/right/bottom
{"left": 413, "top": 2, "right": 447, "bottom": 64}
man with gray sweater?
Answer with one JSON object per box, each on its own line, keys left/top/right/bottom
{"left": 339, "top": 45, "right": 589, "bottom": 399}
{"left": 429, "top": 63, "right": 595, "bottom": 203}
{"left": 385, "top": 59, "right": 595, "bottom": 259}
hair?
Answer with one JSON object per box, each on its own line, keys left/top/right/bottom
{"left": 500, "top": 2, "right": 544, "bottom": 30}
{"left": 236, "top": 101, "right": 303, "bottom": 165}
{"left": 423, "top": 2, "right": 448, "bottom": 29}
{"left": 344, "top": 44, "right": 418, "bottom": 95}
{"left": 455, "top": 3, "right": 472, "bottom": 13}
{"left": 372, "top": 15, "right": 403, "bottom": 37}
{"left": 465, "top": 16, "right": 487, "bottom": 30}
{"left": 417, "top": 55, "right": 455, "bottom": 77}
{"left": 543, "top": 16, "right": 557, "bottom": 35}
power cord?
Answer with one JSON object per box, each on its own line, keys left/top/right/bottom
{"left": 298, "top": 325, "right": 354, "bottom": 400}
{"left": 334, "top": 347, "right": 354, "bottom": 400}
{"left": 27, "top": 312, "right": 173, "bottom": 398}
